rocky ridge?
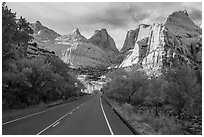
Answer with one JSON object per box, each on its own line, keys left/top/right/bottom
{"left": 55, "top": 28, "right": 88, "bottom": 44}
{"left": 30, "top": 21, "right": 60, "bottom": 41}
{"left": 30, "top": 22, "right": 120, "bottom": 69}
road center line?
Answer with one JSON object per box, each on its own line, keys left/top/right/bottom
{"left": 2, "top": 105, "right": 63, "bottom": 125}
{"left": 100, "top": 97, "right": 114, "bottom": 135}
{"left": 36, "top": 100, "right": 88, "bottom": 135}
{"left": 52, "top": 122, "right": 60, "bottom": 128}
{"left": 2, "top": 97, "right": 88, "bottom": 126}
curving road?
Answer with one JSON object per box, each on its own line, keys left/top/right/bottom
{"left": 2, "top": 94, "right": 133, "bottom": 135}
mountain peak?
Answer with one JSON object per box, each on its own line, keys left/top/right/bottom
{"left": 89, "top": 28, "right": 118, "bottom": 52}
{"left": 182, "top": 10, "right": 189, "bottom": 16}
{"left": 35, "top": 20, "right": 42, "bottom": 25}
{"left": 72, "top": 28, "right": 81, "bottom": 35}
{"left": 164, "top": 10, "right": 198, "bottom": 31}
{"left": 101, "top": 28, "right": 107, "bottom": 32}
{"left": 93, "top": 28, "right": 107, "bottom": 35}
{"left": 55, "top": 28, "right": 88, "bottom": 43}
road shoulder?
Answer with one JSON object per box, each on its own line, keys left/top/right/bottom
{"left": 101, "top": 96, "right": 135, "bottom": 135}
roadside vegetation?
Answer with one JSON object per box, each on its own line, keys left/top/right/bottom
{"left": 101, "top": 66, "right": 202, "bottom": 134}
{"left": 2, "top": 3, "right": 85, "bottom": 110}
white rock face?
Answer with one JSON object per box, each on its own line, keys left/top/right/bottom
{"left": 61, "top": 42, "right": 110, "bottom": 68}
{"left": 120, "top": 11, "right": 202, "bottom": 75}
{"left": 56, "top": 29, "right": 111, "bottom": 68}
{"left": 30, "top": 21, "right": 60, "bottom": 41}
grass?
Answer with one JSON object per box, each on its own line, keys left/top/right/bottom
{"left": 105, "top": 97, "right": 186, "bottom": 135}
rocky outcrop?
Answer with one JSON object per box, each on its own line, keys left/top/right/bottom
{"left": 30, "top": 21, "right": 60, "bottom": 41}
{"left": 27, "top": 42, "right": 55, "bottom": 58}
{"left": 120, "top": 10, "right": 202, "bottom": 75}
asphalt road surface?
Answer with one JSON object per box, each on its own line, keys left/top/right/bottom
{"left": 2, "top": 94, "right": 133, "bottom": 135}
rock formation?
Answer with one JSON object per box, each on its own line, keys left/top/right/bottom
{"left": 30, "top": 23, "right": 112, "bottom": 69}
{"left": 120, "top": 10, "right": 202, "bottom": 75}
{"left": 89, "top": 28, "right": 118, "bottom": 52}
{"left": 56, "top": 29, "right": 111, "bottom": 68}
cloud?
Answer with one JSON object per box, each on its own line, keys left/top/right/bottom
{"left": 189, "top": 8, "right": 202, "bottom": 21}
{"left": 66, "top": 3, "right": 150, "bottom": 29}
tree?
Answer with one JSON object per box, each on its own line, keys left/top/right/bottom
{"left": 2, "top": 2, "right": 18, "bottom": 67}
{"left": 14, "top": 16, "right": 33, "bottom": 57}
{"left": 2, "top": 3, "right": 33, "bottom": 71}
{"left": 104, "top": 68, "right": 148, "bottom": 104}
{"left": 145, "top": 77, "right": 166, "bottom": 116}
{"left": 126, "top": 70, "right": 147, "bottom": 104}
{"left": 164, "top": 65, "right": 201, "bottom": 119}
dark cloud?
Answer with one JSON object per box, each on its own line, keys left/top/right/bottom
{"left": 189, "top": 8, "right": 202, "bottom": 21}
{"left": 82, "top": 5, "right": 150, "bottom": 28}
{"left": 125, "top": 6, "right": 150, "bottom": 22}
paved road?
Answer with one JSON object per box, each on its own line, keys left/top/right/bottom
{"left": 2, "top": 94, "right": 133, "bottom": 135}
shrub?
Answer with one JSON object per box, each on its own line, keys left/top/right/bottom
{"left": 140, "top": 111, "right": 183, "bottom": 134}
{"left": 120, "top": 103, "right": 134, "bottom": 114}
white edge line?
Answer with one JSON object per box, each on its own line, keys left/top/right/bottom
{"left": 36, "top": 101, "right": 87, "bottom": 135}
{"left": 100, "top": 97, "right": 114, "bottom": 135}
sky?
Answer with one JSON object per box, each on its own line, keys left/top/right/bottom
{"left": 7, "top": 2, "right": 202, "bottom": 50}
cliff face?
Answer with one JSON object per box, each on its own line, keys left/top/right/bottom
{"left": 120, "top": 11, "right": 202, "bottom": 75}
{"left": 120, "top": 28, "right": 139, "bottom": 53}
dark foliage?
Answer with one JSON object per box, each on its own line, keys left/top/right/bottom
{"left": 2, "top": 3, "right": 85, "bottom": 109}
